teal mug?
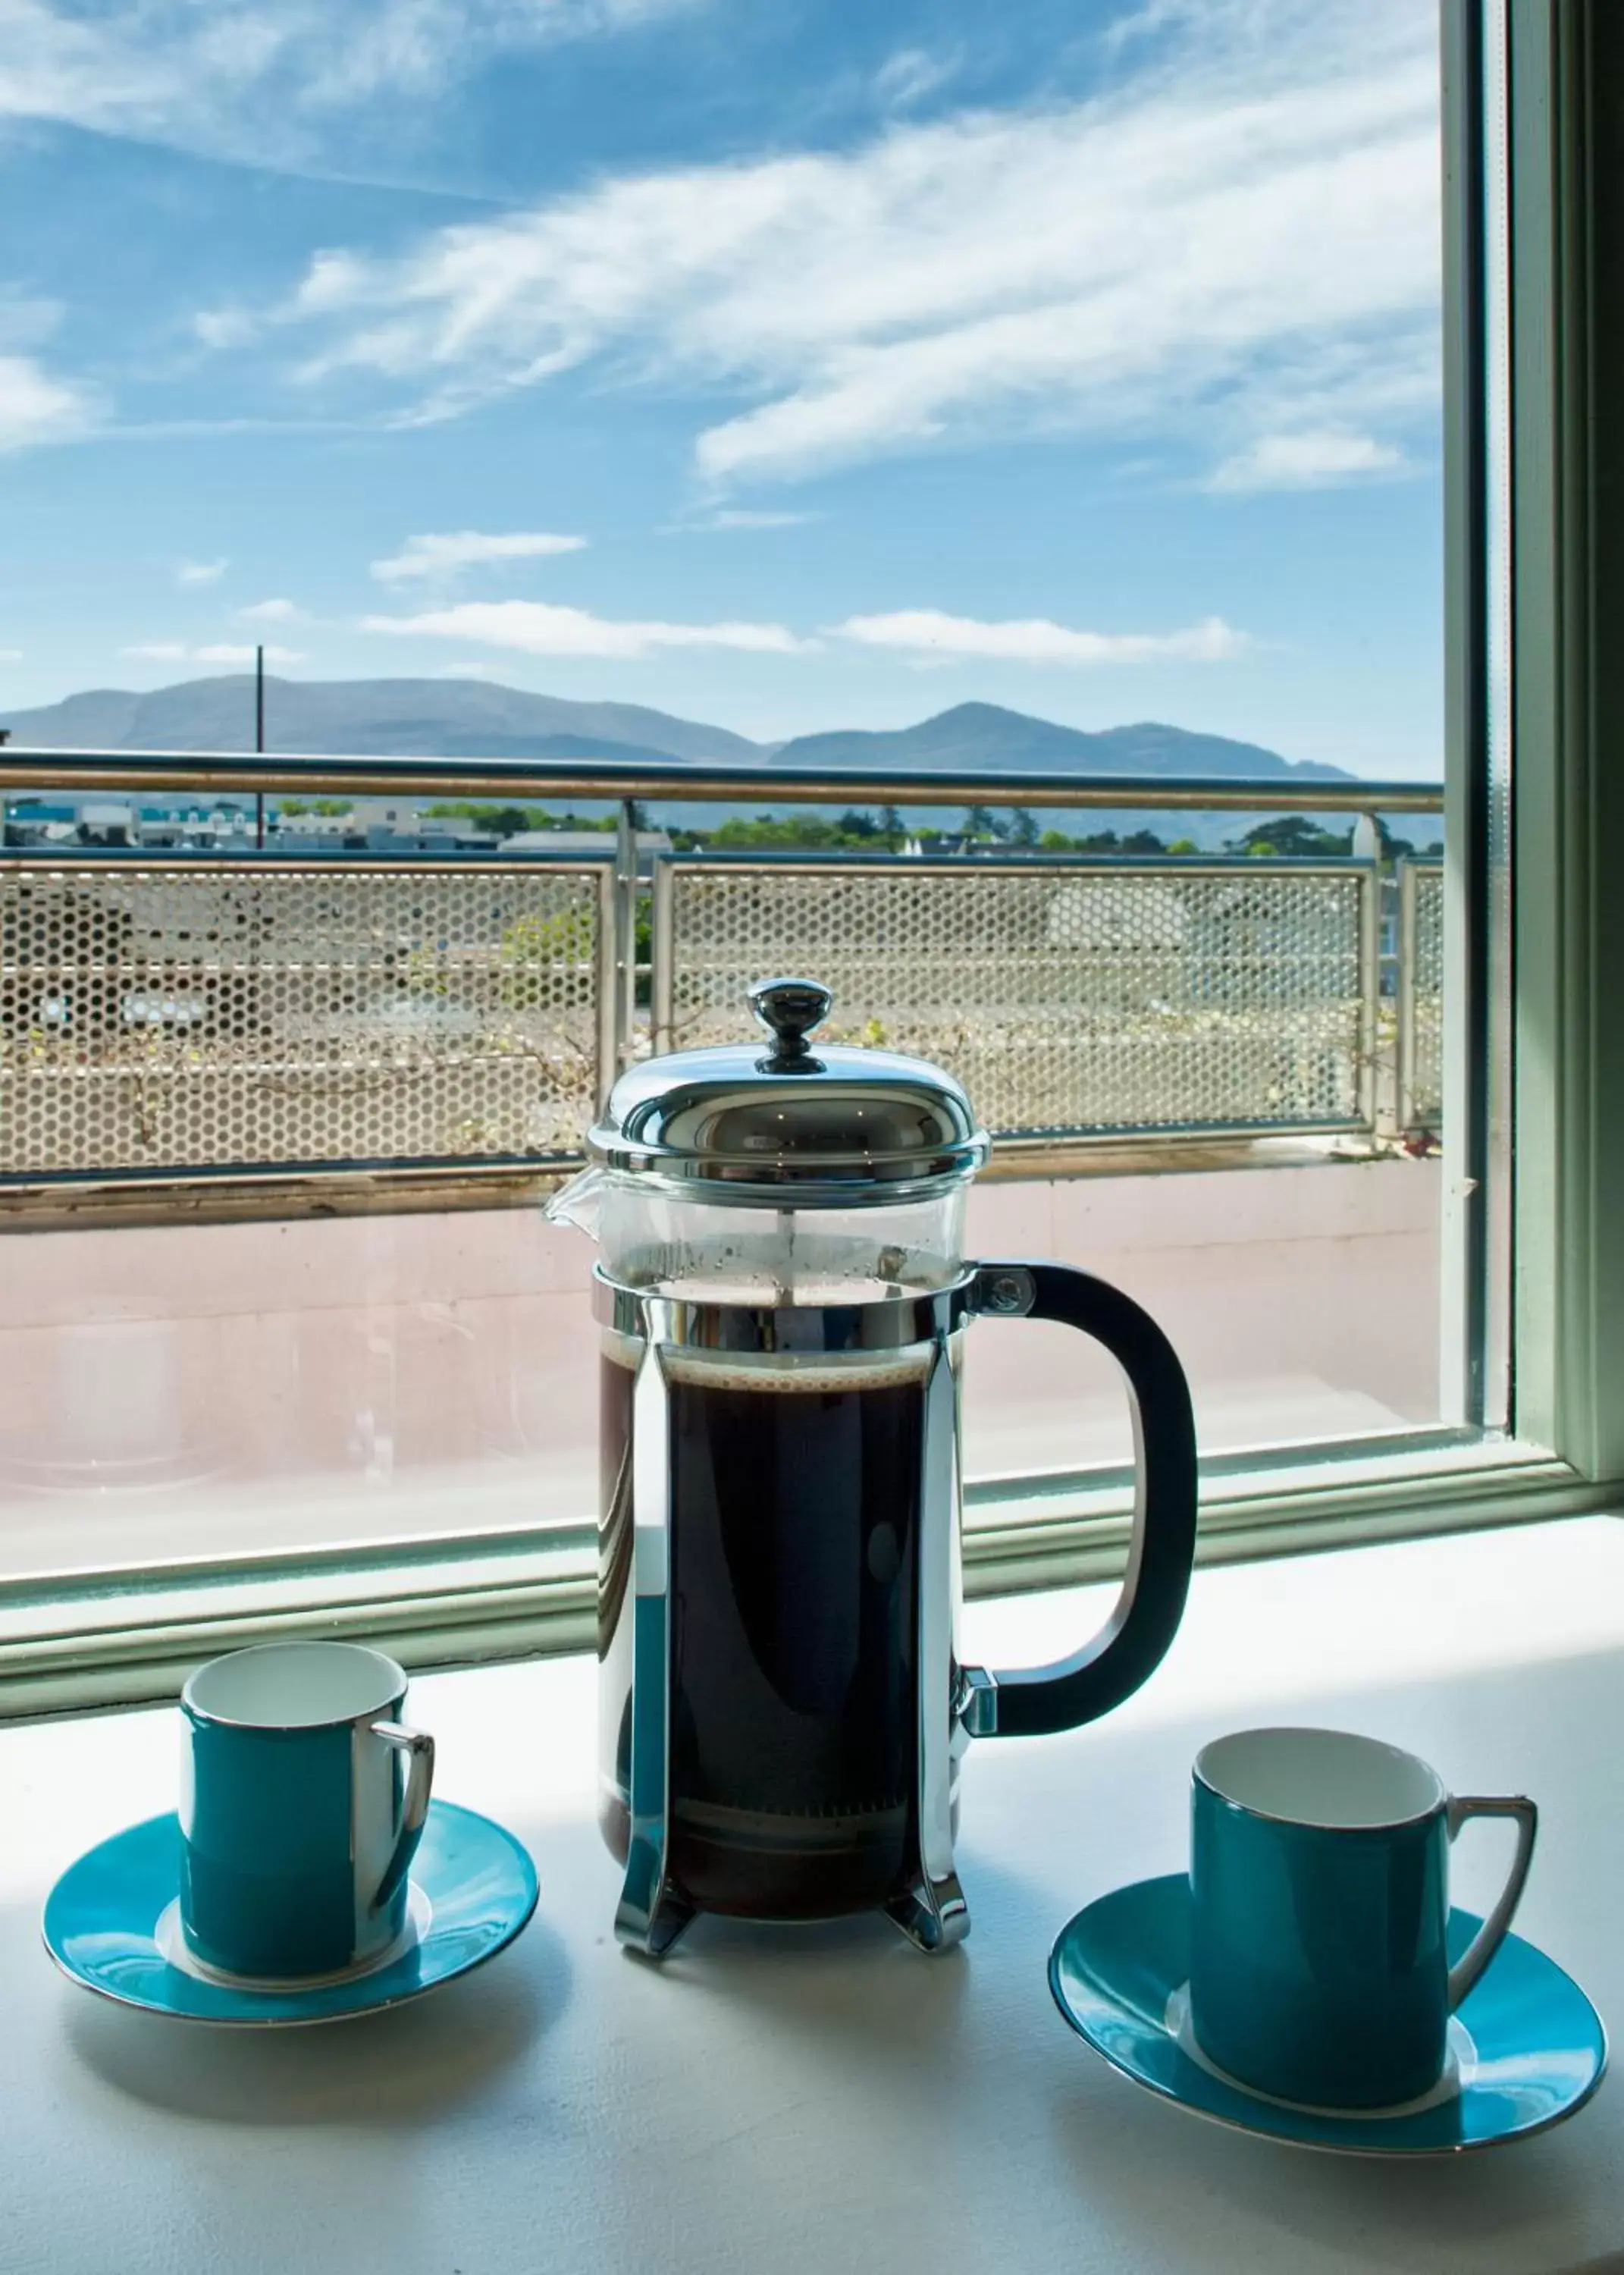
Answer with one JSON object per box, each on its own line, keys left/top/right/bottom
{"left": 1190, "top": 1727, "right": 1537, "bottom": 2109}
{"left": 179, "top": 1642, "right": 435, "bottom": 1982}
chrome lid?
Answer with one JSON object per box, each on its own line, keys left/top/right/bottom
{"left": 587, "top": 977, "right": 990, "bottom": 1204}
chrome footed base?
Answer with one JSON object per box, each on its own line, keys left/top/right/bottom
{"left": 886, "top": 1870, "right": 970, "bottom": 1954}
{"left": 613, "top": 1869, "right": 970, "bottom": 1960}
{"left": 615, "top": 1880, "right": 698, "bottom": 1960}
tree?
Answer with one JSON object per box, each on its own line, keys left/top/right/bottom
{"left": 879, "top": 805, "right": 905, "bottom": 852}
{"left": 427, "top": 800, "right": 552, "bottom": 833}
{"left": 1039, "top": 829, "right": 1073, "bottom": 852}
{"left": 481, "top": 806, "right": 531, "bottom": 839}
{"left": 1005, "top": 808, "right": 1040, "bottom": 848}
{"left": 1235, "top": 816, "right": 1351, "bottom": 858}
{"left": 1122, "top": 829, "right": 1166, "bottom": 855}
{"left": 963, "top": 805, "right": 999, "bottom": 840}
{"left": 1168, "top": 837, "right": 1198, "bottom": 855}
{"left": 837, "top": 808, "right": 879, "bottom": 839}
{"left": 713, "top": 813, "right": 839, "bottom": 849}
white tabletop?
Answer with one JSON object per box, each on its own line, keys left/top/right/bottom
{"left": 6, "top": 1516, "right": 1624, "bottom": 2275}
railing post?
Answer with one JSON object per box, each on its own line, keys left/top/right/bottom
{"left": 613, "top": 799, "right": 638, "bottom": 1077}
{"left": 1397, "top": 858, "right": 1418, "bottom": 1138}
{"left": 650, "top": 855, "right": 674, "bottom": 1056}
{"left": 1356, "top": 859, "right": 1381, "bottom": 1136}
{"left": 594, "top": 861, "right": 619, "bottom": 1117}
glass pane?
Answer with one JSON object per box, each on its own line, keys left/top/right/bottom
{"left": 0, "top": 0, "right": 1457, "bottom": 1581}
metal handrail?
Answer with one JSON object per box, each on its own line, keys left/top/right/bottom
{"left": 0, "top": 745, "right": 1446, "bottom": 814}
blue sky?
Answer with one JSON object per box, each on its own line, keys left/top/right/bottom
{"left": 0, "top": 0, "right": 1443, "bottom": 774}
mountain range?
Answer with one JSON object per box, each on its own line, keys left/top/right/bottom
{"left": 0, "top": 675, "right": 1393, "bottom": 845}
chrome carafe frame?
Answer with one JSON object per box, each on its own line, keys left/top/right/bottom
{"left": 597, "top": 1263, "right": 990, "bottom": 1959}
{"left": 595, "top": 1251, "right": 1200, "bottom": 1961}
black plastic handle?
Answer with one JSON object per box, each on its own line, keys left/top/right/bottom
{"left": 971, "top": 1260, "right": 1198, "bottom": 1740}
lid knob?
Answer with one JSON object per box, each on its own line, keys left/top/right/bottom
{"left": 748, "top": 976, "right": 832, "bottom": 1071}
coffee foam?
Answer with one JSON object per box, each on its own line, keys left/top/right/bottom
{"left": 662, "top": 1345, "right": 938, "bottom": 1396}
{"left": 600, "top": 1330, "right": 944, "bottom": 1395}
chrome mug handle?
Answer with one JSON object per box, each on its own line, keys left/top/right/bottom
{"left": 369, "top": 1720, "right": 436, "bottom": 1913}
{"left": 1444, "top": 1793, "right": 1538, "bottom": 2010}
{"left": 960, "top": 1261, "right": 1199, "bottom": 1740}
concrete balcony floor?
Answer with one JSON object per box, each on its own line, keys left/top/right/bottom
{"left": 0, "top": 1156, "right": 1441, "bottom": 1580}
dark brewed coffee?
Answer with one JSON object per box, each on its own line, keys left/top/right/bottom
{"left": 598, "top": 1339, "right": 932, "bottom": 1918}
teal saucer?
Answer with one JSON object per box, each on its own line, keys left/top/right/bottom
{"left": 1049, "top": 1873, "right": 1607, "bottom": 2156}
{"left": 43, "top": 1800, "right": 538, "bottom": 2026}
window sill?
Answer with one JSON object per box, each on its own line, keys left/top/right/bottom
{"left": 0, "top": 1432, "right": 1610, "bottom": 1719}
{"left": 6, "top": 1515, "right": 1623, "bottom": 2272}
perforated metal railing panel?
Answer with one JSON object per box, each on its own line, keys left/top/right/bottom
{"left": 656, "top": 858, "right": 1375, "bottom": 1140}
{"left": 0, "top": 861, "right": 609, "bottom": 1182}
{"left": 1400, "top": 861, "right": 1445, "bottom": 1133}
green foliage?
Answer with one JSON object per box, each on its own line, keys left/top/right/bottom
{"left": 1168, "top": 837, "right": 1199, "bottom": 855}
{"left": 1005, "top": 808, "right": 1040, "bottom": 847}
{"left": 1235, "top": 816, "right": 1352, "bottom": 858}
{"left": 497, "top": 902, "right": 597, "bottom": 1006}
{"left": 425, "top": 801, "right": 553, "bottom": 835}
{"left": 713, "top": 813, "right": 841, "bottom": 849}
{"left": 708, "top": 810, "right": 895, "bottom": 850}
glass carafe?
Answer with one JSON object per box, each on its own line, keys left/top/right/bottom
{"left": 550, "top": 978, "right": 1198, "bottom": 1958}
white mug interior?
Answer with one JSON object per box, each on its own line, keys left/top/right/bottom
{"left": 184, "top": 1641, "right": 405, "bottom": 1728}
{"left": 1196, "top": 1727, "right": 1446, "bottom": 1829}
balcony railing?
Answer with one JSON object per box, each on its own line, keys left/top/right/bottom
{"left": 654, "top": 853, "right": 1379, "bottom": 1143}
{"left": 0, "top": 747, "right": 1445, "bottom": 1204}
{"left": 1397, "top": 858, "right": 1445, "bottom": 1137}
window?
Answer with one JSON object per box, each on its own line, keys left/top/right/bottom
{"left": 0, "top": 0, "right": 1613, "bottom": 1712}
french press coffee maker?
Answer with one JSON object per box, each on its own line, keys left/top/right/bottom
{"left": 550, "top": 979, "right": 1198, "bottom": 1959}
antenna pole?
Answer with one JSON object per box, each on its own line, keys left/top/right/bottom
{"left": 255, "top": 643, "right": 265, "bottom": 848}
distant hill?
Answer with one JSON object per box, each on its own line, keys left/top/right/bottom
{"left": 771, "top": 701, "right": 1352, "bottom": 784}
{"left": 1, "top": 676, "right": 1400, "bottom": 846}
{"left": 0, "top": 676, "right": 763, "bottom": 768}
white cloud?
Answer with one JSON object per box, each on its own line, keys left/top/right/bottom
{"left": 121, "top": 641, "right": 303, "bottom": 664}
{"left": 0, "top": 353, "right": 96, "bottom": 451}
{"left": 230, "top": 0, "right": 1438, "bottom": 494}
{"left": 176, "top": 558, "right": 228, "bottom": 586}
{"left": 1205, "top": 429, "right": 1409, "bottom": 493}
{"left": 703, "top": 509, "right": 817, "bottom": 530}
{"left": 0, "top": 0, "right": 711, "bottom": 168}
{"left": 0, "top": 648, "right": 22, "bottom": 663}
{"left": 370, "top": 530, "right": 588, "bottom": 584}
{"left": 834, "top": 610, "right": 1249, "bottom": 667}
{"left": 0, "top": 293, "right": 65, "bottom": 352}
{"left": 362, "top": 600, "right": 812, "bottom": 660}
{"left": 872, "top": 48, "right": 961, "bottom": 113}
{"left": 237, "top": 597, "right": 302, "bottom": 622}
